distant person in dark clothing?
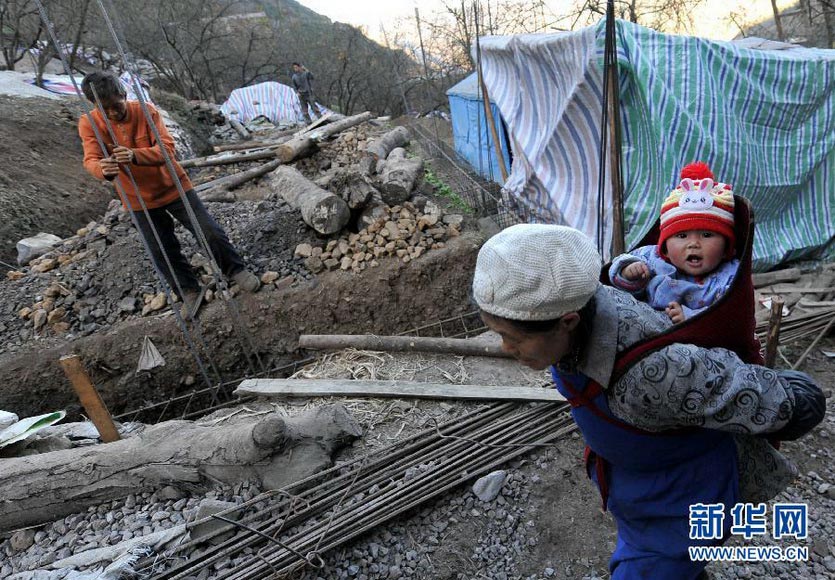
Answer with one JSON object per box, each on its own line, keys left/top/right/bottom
{"left": 291, "top": 62, "right": 318, "bottom": 124}
{"left": 78, "top": 71, "right": 260, "bottom": 319}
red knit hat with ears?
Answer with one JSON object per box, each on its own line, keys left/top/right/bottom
{"left": 658, "top": 162, "right": 736, "bottom": 259}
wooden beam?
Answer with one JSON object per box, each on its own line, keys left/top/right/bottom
{"left": 298, "top": 334, "right": 511, "bottom": 358}
{"left": 236, "top": 379, "right": 564, "bottom": 402}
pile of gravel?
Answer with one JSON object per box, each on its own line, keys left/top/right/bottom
{"left": 0, "top": 195, "right": 318, "bottom": 354}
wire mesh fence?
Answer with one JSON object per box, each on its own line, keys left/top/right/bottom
{"left": 408, "top": 119, "right": 521, "bottom": 229}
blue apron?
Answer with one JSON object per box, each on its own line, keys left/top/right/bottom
{"left": 551, "top": 367, "right": 739, "bottom": 579}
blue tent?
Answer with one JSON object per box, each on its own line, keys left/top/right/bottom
{"left": 446, "top": 73, "right": 511, "bottom": 184}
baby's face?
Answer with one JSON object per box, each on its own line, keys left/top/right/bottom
{"left": 664, "top": 230, "right": 726, "bottom": 276}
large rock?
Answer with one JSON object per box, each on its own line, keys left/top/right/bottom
{"left": 16, "top": 233, "right": 62, "bottom": 265}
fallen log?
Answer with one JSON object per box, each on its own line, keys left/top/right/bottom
{"left": 236, "top": 379, "right": 564, "bottom": 402}
{"left": 229, "top": 118, "right": 250, "bottom": 140}
{"left": 365, "top": 125, "right": 410, "bottom": 161}
{"left": 212, "top": 140, "right": 273, "bottom": 153}
{"left": 307, "top": 111, "right": 372, "bottom": 141}
{"left": 379, "top": 147, "right": 423, "bottom": 205}
{"left": 0, "top": 406, "right": 360, "bottom": 531}
{"left": 181, "top": 148, "right": 278, "bottom": 169}
{"left": 197, "top": 159, "right": 283, "bottom": 202}
{"left": 326, "top": 171, "right": 379, "bottom": 209}
{"left": 268, "top": 166, "right": 350, "bottom": 234}
{"left": 275, "top": 136, "right": 318, "bottom": 163}
{"left": 293, "top": 111, "right": 335, "bottom": 136}
{"left": 275, "top": 112, "right": 373, "bottom": 164}
{"left": 299, "top": 334, "right": 510, "bottom": 358}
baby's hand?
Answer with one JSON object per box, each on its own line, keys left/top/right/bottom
{"left": 622, "top": 262, "right": 650, "bottom": 282}
{"left": 666, "top": 301, "right": 685, "bottom": 324}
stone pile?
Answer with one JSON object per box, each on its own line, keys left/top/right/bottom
{"left": 294, "top": 198, "right": 464, "bottom": 275}
{"left": 297, "top": 129, "right": 373, "bottom": 174}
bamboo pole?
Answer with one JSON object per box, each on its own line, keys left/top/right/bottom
{"left": 59, "top": 354, "right": 120, "bottom": 442}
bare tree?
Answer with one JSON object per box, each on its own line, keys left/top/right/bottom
{"left": 561, "top": 0, "right": 707, "bottom": 33}
{"left": 0, "top": 0, "right": 41, "bottom": 71}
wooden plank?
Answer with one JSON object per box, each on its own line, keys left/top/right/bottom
{"left": 235, "top": 379, "right": 564, "bottom": 402}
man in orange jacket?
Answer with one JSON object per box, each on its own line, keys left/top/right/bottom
{"left": 78, "top": 71, "right": 259, "bottom": 318}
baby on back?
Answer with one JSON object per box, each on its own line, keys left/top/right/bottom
{"left": 609, "top": 162, "right": 738, "bottom": 323}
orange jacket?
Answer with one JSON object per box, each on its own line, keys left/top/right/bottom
{"left": 79, "top": 101, "right": 193, "bottom": 210}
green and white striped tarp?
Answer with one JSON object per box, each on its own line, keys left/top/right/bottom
{"left": 615, "top": 21, "right": 835, "bottom": 270}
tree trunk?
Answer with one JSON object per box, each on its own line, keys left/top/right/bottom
{"left": 268, "top": 166, "right": 350, "bottom": 234}
{"left": 180, "top": 149, "right": 278, "bottom": 169}
{"left": 365, "top": 126, "right": 411, "bottom": 161}
{"left": 379, "top": 148, "right": 424, "bottom": 205}
{"left": 0, "top": 407, "right": 360, "bottom": 532}
{"left": 326, "top": 171, "right": 379, "bottom": 209}
{"left": 196, "top": 159, "right": 282, "bottom": 201}
{"left": 229, "top": 119, "right": 250, "bottom": 140}
{"left": 275, "top": 136, "right": 318, "bottom": 163}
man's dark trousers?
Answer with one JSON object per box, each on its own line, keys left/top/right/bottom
{"left": 132, "top": 189, "right": 245, "bottom": 297}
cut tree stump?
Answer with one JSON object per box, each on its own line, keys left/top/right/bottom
{"left": 0, "top": 406, "right": 360, "bottom": 531}
{"left": 268, "top": 166, "right": 350, "bottom": 234}
{"left": 379, "top": 147, "right": 423, "bottom": 205}
{"left": 365, "top": 126, "right": 410, "bottom": 161}
{"left": 236, "top": 379, "right": 564, "bottom": 402}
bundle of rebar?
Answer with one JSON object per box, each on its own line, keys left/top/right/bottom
{"left": 150, "top": 401, "right": 573, "bottom": 579}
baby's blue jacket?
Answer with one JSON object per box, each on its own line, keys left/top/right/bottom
{"left": 609, "top": 245, "right": 739, "bottom": 319}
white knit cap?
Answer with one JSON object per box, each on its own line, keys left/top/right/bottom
{"left": 473, "top": 224, "right": 601, "bottom": 321}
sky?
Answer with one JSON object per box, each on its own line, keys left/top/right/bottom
{"left": 297, "top": 0, "right": 792, "bottom": 42}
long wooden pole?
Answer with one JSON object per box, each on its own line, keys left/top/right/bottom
{"left": 59, "top": 354, "right": 121, "bottom": 442}
{"left": 299, "top": 334, "right": 511, "bottom": 358}
{"left": 605, "top": 6, "right": 625, "bottom": 256}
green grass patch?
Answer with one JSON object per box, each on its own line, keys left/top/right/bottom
{"left": 424, "top": 168, "right": 473, "bottom": 214}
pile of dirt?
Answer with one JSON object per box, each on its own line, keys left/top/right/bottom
{"left": 0, "top": 96, "right": 113, "bottom": 265}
